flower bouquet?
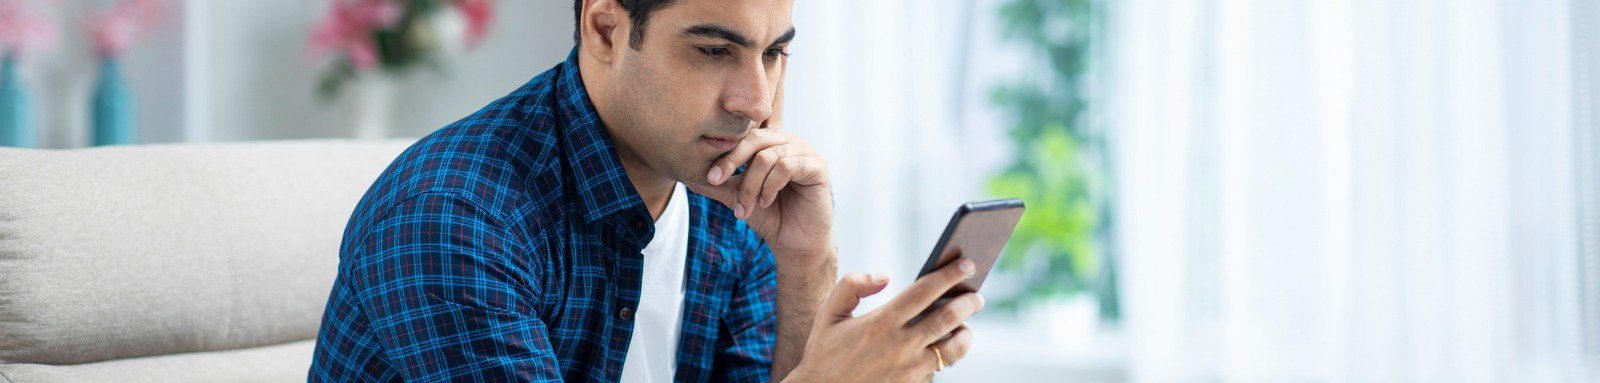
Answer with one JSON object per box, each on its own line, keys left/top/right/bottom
{"left": 308, "top": 0, "right": 495, "bottom": 100}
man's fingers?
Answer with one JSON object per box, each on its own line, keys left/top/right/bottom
{"left": 757, "top": 160, "right": 793, "bottom": 209}
{"left": 760, "top": 157, "right": 828, "bottom": 208}
{"left": 910, "top": 292, "right": 983, "bottom": 343}
{"left": 882, "top": 257, "right": 976, "bottom": 323}
{"left": 691, "top": 156, "right": 823, "bottom": 218}
{"left": 736, "top": 147, "right": 785, "bottom": 217}
{"left": 820, "top": 273, "right": 890, "bottom": 322}
{"left": 929, "top": 324, "right": 974, "bottom": 368}
{"left": 707, "top": 129, "right": 789, "bottom": 186}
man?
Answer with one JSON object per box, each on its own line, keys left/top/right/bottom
{"left": 309, "top": 0, "right": 984, "bottom": 381}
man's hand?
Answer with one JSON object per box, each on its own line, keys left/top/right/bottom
{"left": 784, "top": 259, "right": 985, "bottom": 383}
{"left": 688, "top": 127, "right": 832, "bottom": 257}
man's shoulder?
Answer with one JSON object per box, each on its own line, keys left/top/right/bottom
{"left": 355, "top": 127, "right": 548, "bottom": 222}
{"left": 347, "top": 65, "right": 577, "bottom": 236}
{"left": 395, "top": 64, "right": 571, "bottom": 189}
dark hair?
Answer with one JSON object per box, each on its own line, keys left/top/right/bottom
{"left": 573, "top": 0, "right": 678, "bottom": 50}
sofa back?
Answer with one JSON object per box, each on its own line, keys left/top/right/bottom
{"left": 0, "top": 140, "right": 409, "bottom": 365}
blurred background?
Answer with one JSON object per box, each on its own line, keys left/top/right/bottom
{"left": 3, "top": 0, "right": 1599, "bottom": 381}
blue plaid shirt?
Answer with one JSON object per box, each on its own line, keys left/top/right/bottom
{"left": 309, "top": 48, "right": 778, "bottom": 383}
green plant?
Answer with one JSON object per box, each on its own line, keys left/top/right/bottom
{"left": 987, "top": 0, "right": 1118, "bottom": 320}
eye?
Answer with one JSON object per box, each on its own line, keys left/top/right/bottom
{"left": 764, "top": 48, "right": 789, "bottom": 58}
{"left": 698, "top": 47, "right": 731, "bottom": 57}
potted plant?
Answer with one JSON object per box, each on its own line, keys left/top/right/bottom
{"left": 307, "top": 0, "right": 495, "bottom": 139}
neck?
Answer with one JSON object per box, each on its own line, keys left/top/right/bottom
{"left": 578, "top": 49, "right": 675, "bottom": 221}
{"left": 616, "top": 150, "right": 676, "bottom": 221}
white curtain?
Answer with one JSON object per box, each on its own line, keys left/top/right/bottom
{"left": 791, "top": 2, "right": 1126, "bottom": 381}
{"left": 786, "top": 0, "right": 1013, "bottom": 298}
{"left": 1112, "top": 0, "right": 1600, "bottom": 381}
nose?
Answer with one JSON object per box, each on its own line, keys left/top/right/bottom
{"left": 720, "top": 57, "right": 775, "bottom": 124}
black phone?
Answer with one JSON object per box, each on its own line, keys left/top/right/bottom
{"left": 910, "top": 198, "right": 1025, "bottom": 323}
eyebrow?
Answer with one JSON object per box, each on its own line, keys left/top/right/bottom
{"left": 680, "top": 24, "right": 798, "bottom": 48}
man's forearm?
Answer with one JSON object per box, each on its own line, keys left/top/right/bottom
{"left": 770, "top": 245, "right": 837, "bottom": 382}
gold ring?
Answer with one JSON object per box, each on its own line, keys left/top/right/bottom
{"left": 930, "top": 345, "right": 946, "bottom": 371}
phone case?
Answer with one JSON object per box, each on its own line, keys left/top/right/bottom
{"left": 916, "top": 198, "right": 1025, "bottom": 298}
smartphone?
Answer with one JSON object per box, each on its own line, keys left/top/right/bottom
{"left": 909, "top": 198, "right": 1025, "bottom": 323}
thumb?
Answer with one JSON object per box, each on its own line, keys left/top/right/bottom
{"left": 820, "top": 273, "right": 890, "bottom": 322}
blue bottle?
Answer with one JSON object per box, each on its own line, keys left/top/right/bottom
{"left": 92, "top": 58, "right": 137, "bottom": 146}
{"left": 0, "top": 55, "right": 32, "bottom": 148}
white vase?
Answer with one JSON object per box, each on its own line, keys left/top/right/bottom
{"left": 349, "top": 73, "right": 396, "bottom": 140}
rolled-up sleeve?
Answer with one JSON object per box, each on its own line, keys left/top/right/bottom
{"left": 711, "top": 228, "right": 778, "bottom": 383}
{"left": 349, "top": 191, "right": 561, "bottom": 382}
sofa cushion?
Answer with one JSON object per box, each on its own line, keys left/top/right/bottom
{"left": 0, "top": 140, "right": 409, "bottom": 365}
{"left": 0, "top": 340, "right": 314, "bottom": 383}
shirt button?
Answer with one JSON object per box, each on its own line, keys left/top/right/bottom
{"left": 618, "top": 307, "right": 633, "bottom": 321}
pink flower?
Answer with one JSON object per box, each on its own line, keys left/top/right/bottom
{"left": 86, "top": 0, "right": 166, "bottom": 58}
{"left": 453, "top": 0, "right": 494, "bottom": 49}
{"left": 307, "top": 0, "right": 404, "bottom": 72}
{"left": 0, "top": 0, "right": 58, "bottom": 58}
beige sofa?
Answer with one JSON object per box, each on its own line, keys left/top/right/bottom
{"left": 0, "top": 140, "right": 410, "bottom": 382}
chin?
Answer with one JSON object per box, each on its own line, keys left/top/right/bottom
{"left": 683, "top": 156, "right": 720, "bottom": 184}
{"left": 659, "top": 161, "right": 709, "bottom": 187}
{"left": 681, "top": 166, "right": 715, "bottom": 187}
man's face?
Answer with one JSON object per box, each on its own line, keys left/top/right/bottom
{"left": 601, "top": 0, "right": 794, "bottom": 185}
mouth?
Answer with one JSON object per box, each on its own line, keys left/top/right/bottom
{"left": 700, "top": 135, "right": 743, "bottom": 152}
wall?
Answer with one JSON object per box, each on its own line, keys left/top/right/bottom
{"left": 17, "top": 0, "right": 575, "bottom": 147}
{"left": 195, "top": 0, "right": 574, "bottom": 141}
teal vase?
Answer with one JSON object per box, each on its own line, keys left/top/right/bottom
{"left": 0, "top": 56, "right": 32, "bottom": 148}
{"left": 92, "top": 59, "right": 137, "bottom": 146}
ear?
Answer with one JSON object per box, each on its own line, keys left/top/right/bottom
{"left": 579, "top": 0, "right": 625, "bottom": 64}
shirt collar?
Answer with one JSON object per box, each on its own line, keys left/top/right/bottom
{"left": 554, "top": 48, "right": 652, "bottom": 233}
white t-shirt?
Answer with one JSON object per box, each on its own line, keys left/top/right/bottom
{"left": 619, "top": 182, "right": 691, "bottom": 383}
